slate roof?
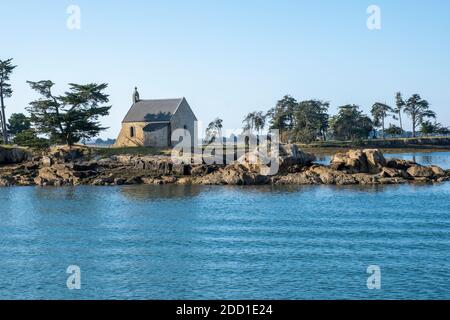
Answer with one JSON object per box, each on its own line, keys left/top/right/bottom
{"left": 122, "top": 98, "right": 184, "bottom": 123}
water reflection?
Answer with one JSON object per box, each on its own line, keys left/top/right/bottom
{"left": 119, "top": 184, "right": 202, "bottom": 200}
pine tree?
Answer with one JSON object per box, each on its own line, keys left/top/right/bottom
{"left": 0, "top": 58, "right": 17, "bottom": 144}
{"left": 26, "top": 81, "right": 111, "bottom": 146}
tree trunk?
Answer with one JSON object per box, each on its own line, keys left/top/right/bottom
{"left": 398, "top": 111, "right": 403, "bottom": 132}
{"left": 0, "top": 91, "right": 8, "bottom": 144}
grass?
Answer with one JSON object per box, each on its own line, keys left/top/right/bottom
{"left": 93, "top": 146, "right": 172, "bottom": 157}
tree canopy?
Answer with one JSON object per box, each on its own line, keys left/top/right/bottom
{"left": 7, "top": 113, "right": 31, "bottom": 136}
{"left": 329, "top": 105, "right": 373, "bottom": 141}
{"left": 0, "top": 58, "right": 17, "bottom": 144}
{"left": 371, "top": 102, "right": 393, "bottom": 138}
{"left": 26, "top": 81, "right": 111, "bottom": 146}
{"left": 398, "top": 93, "right": 436, "bottom": 137}
{"left": 293, "top": 100, "right": 329, "bottom": 143}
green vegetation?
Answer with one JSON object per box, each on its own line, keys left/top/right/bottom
{"left": 7, "top": 113, "right": 31, "bottom": 136}
{"left": 239, "top": 92, "right": 447, "bottom": 144}
{"left": 371, "top": 102, "right": 393, "bottom": 138}
{"left": 329, "top": 105, "right": 373, "bottom": 141}
{"left": 94, "top": 146, "right": 170, "bottom": 157}
{"left": 397, "top": 93, "right": 436, "bottom": 137}
{"left": 206, "top": 118, "right": 224, "bottom": 143}
{"left": 0, "top": 58, "right": 17, "bottom": 144}
{"left": 13, "top": 129, "right": 50, "bottom": 149}
{"left": 27, "top": 81, "right": 111, "bottom": 146}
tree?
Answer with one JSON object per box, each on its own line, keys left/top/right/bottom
{"left": 13, "top": 129, "right": 50, "bottom": 149}
{"left": 384, "top": 124, "right": 404, "bottom": 136}
{"left": 420, "top": 121, "right": 438, "bottom": 135}
{"left": 393, "top": 92, "right": 405, "bottom": 131}
{"left": 242, "top": 111, "right": 266, "bottom": 135}
{"left": 371, "top": 102, "right": 393, "bottom": 139}
{"left": 253, "top": 111, "right": 266, "bottom": 135}
{"left": 268, "top": 95, "right": 297, "bottom": 133}
{"left": 420, "top": 121, "right": 449, "bottom": 136}
{"left": 206, "top": 118, "right": 223, "bottom": 143}
{"left": 293, "top": 100, "right": 329, "bottom": 143}
{"left": 0, "top": 58, "right": 17, "bottom": 144}
{"left": 7, "top": 113, "right": 31, "bottom": 137}
{"left": 400, "top": 93, "right": 436, "bottom": 137}
{"left": 26, "top": 81, "right": 111, "bottom": 146}
{"left": 242, "top": 111, "right": 256, "bottom": 133}
{"left": 329, "top": 105, "right": 373, "bottom": 141}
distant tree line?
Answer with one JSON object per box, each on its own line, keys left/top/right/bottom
{"left": 206, "top": 93, "right": 448, "bottom": 143}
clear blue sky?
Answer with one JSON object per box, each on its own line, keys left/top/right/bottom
{"left": 1, "top": 0, "right": 449, "bottom": 138}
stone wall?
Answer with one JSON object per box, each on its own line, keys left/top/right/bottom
{"left": 114, "top": 122, "right": 147, "bottom": 147}
{"left": 144, "top": 124, "right": 170, "bottom": 147}
{"left": 170, "top": 99, "right": 197, "bottom": 147}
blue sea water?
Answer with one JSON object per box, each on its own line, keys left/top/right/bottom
{"left": 0, "top": 152, "right": 449, "bottom": 300}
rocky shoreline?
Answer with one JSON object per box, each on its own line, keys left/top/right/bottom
{"left": 0, "top": 145, "right": 449, "bottom": 187}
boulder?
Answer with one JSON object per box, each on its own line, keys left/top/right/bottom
{"left": 331, "top": 150, "right": 368, "bottom": 173}
{"left": 0, "top": 178, "right": 11, "bottom": 187}
{"left": 194, "top": 164, "right": 267, "bottom": 185}
{"left": 406, "top": 165, "right": 434, "bottom": 178}
{"left": 331, "top": 149, "right": 386, "bottom": 174}
{"left": 34, "top": 164, "right": 80, "bottom": 186}
{"left": 190, "top": 164, "right": 219, "bottom": 176}
{"left": 430, "top": 166, "right": 446, "bottom": 178}
{"left": 237, "top": 144, "right": 316, "bottom": 175}
{"left": 364, "top": 149, "right": 386, "bottom": 173}
{"left": 47, "top": 145, "right": 91, "bottom": 163}
{"left": 272, "top": 170, "right": 323, "bottom": 185}
{"left": 279, "top": 144, "right": 316, "bottom": 167}
{"left": 386, "top": 159, "right": 417, "bottom": 171}
{"left": 0, "top": 147, "right": 32, "bottom": 164}
{"left": 379, "top": 167, "right": 410, "bottom": 179}
{"left": 41, "top": 156, "right": 53, "bottom": 167}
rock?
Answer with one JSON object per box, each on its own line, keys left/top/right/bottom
{"left": 114, "top": 178, "right": 126, "bottom": 185}
{"left": 91, "top": 176, "right": 114, "bottom": 186}
{"left": 190, "top": 164, "right": 219, "bottom": 176}
{"left": 172, "top": 164, "right": 191, "bottom": 176}
{"left": 430, "top": 166, "right": 446, "bottom": 177}
{"left": 331, "top": 149, "right": 386, "bottom": 174}
{"left": 279, "top": 144, "right": 316, "bottom": 169}
{"left": 364, "top": 149, "right": 386, "bottom": 173}
{"left": 237, "top": 144, "right": 316, "bottom": 175}
{"left": 41, "top": 156, "right": 53, "bottom": 167}
{"left": 437, "top": 176, "right": 450, "bottom": 183}
{"left": 48, "top": 145, "right": 91, "bottom": 163}
{"left": 114, "top": 155, "right": 134, "bottom": 165}
{"left": 379, "top": 167, "right": 410, "bottom": 179}
{"left": 407, "top": 165, "right": 434, "bottom": 178}
{"left": 412, "top": 177, "right": 433, "bottom": 184}
{"left": 194, "top": 164, "right": 262, "bottom": 185}
{"left": 177, "top": 177, "right": 193, "bottom": 185}
{"left": 0, "top": 178, "right": 11, "bottom": 187}
{"left": 353, "top": 173, "right": 380, "bottom": 185}
{"left": 0, "top": 147, "right": 32, "bottom": 164}
{"left": 34, "top": 164, "right": 80, "bottom": 186}
{"left": 386, "top": 159, "right": 417, "bottom": 171}
{"left": 378, "top": 177, "right": 408, "bottom": 185}
{"left": 272, "top": 170, "right": 323, "bottom": 185}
